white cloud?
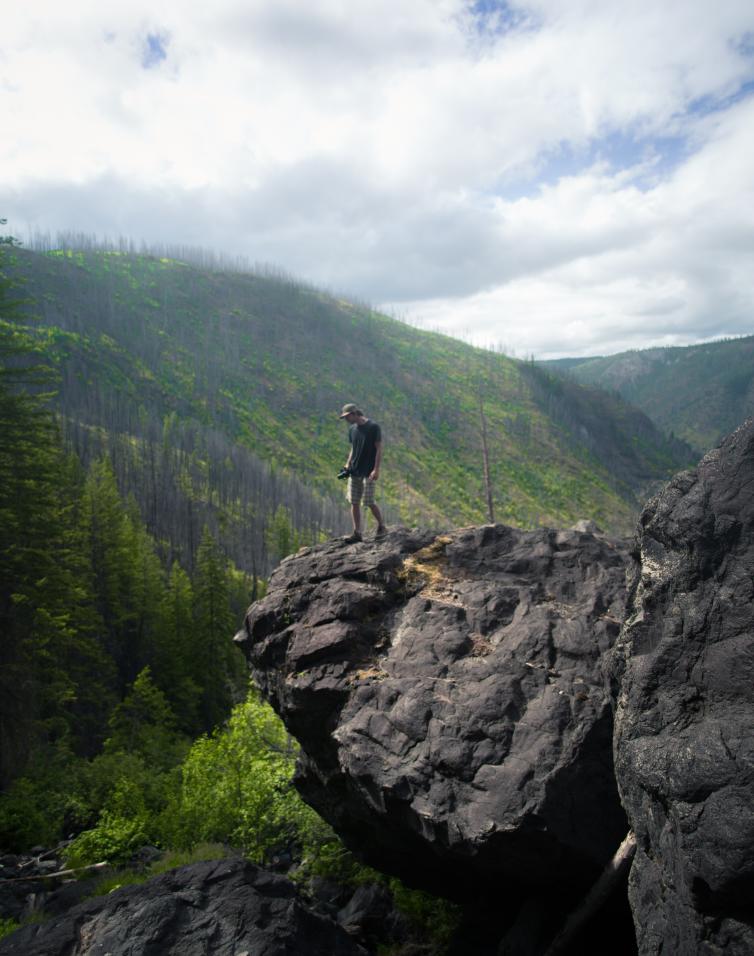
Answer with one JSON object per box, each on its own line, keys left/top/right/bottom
{"left": 1, "top": 0, "right": 753, "bottom": 357}
{"left": 399, "top": 95, "right": 754, "bottom": 357}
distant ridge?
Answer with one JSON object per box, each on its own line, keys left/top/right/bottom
{"left": 542, "top": 336, "right": 754, "bottom": 453}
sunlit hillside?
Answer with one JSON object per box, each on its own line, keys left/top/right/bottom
{"left": 7, "top": 243, "right": 694, "bottom": 569}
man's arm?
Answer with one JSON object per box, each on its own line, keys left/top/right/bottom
{"left": 370, "top": 441, "right": 382, "bottom": 480}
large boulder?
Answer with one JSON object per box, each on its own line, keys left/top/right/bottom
{"left": 0, "top": 858, "right": 366, "bottom": 956}
{"left": 611, "top": 419, "right": 754, "bottom": 954}
{"left": 238, "top": 523, "right": 631, "bottom": 898}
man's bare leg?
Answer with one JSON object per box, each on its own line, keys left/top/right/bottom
{"left": 369, "top": 503, "right": 386, "bottom": 535}
{"left": 351, "top": 503, "right": 362, "bottom": 534}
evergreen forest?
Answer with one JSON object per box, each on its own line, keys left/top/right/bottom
{"left": 2, "top": 227, "right": 471, "bottom": 951}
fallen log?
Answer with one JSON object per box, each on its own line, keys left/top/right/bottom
{"left": 543, "top": 831, "right": 636, "bottom": 956}
{"left": 1, "top": 861, "right": 109, "bottom": 883}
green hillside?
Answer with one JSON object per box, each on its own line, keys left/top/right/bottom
{"left": 7, "top": 245, "right": 693, "bottom": 558}
{"left": 545, "top": 336, "right": 754, "bottom": 453}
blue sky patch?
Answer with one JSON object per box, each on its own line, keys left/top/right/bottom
{"left": 687, "top": 77, "right": 754, "bottom": 118}
{"left": 466, "top": 0, "right": 537, "bottom": 39}
{"left": 492, "top": 127, "right": 694, "bottom": 201}
{"left": 142, "top": 33, "right": 169, "bottom": 70}
{"left": 591, "top": 129, "right": 692, "bottom": 181}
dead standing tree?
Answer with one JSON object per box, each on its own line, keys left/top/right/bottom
{"left": 479, "top": 394, "right": 495, "bottom": 523}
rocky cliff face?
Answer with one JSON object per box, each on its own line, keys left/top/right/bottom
{"left": 237, "top": 523, "right": 631, "bottom": 912}
{"left": 241, "top": 423, "right": 754, "bottom": 954}
{"left": 611, "top": 419, "right": 754, "bottom": 955}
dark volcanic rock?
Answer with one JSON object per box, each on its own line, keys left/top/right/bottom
{"left": 0, "top": 858, "right": 366, "bottom": 956}
{"left": 612, "top": 419, "right": 754, "bottom": 954}
{"left": 238, "top": 524, "right": 630, "bottom": 898}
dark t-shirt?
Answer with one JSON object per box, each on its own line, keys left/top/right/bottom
{"left": 348, "top": 420, "right": 382, "bottom": 478}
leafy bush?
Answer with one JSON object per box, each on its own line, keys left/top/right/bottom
{"left": 0, "top": 919, "right": 19, "bottom": 942}
{"left": 0, "top": 776, "right": 66, "bottom": 851}
{"left": 164, "top": 690, "right": 319, "bottom": 862}
{"left": 387, "top": 879, "right": 461, "bottom": 949}
{"left": 0, "top": 746, "right": 93, "bottom": 851}
{"left": 65, "top": 807, "right": 154, "bottom": 868}
{"left": 63, "top": 688, "right": 325, "bottom": 870}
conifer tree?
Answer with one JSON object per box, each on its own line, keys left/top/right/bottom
{"left": 265, "top": 504, "right": 297, "bottom": 564}
{"left": 105, "top": 666, "right": 185, "bottom": 770}
{"left": 155, "top": 563, "right": 202, "bottom": 733}
{"left": 124, "top": 498, "right": 167, "bottom": 684}
{"left": 192, "top": 527, "right": 244, "bottom": 730}
{"left": 81, "top": 457, "right": 141, "bottom": 692}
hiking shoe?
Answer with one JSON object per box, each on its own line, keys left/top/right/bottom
{"left": 343, "top": 531, "right": 362, "bottom": 544}
{"left": 374, "top": 525, "right": 388, "bottom": 539}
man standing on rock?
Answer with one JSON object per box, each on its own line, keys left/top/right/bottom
{"left": 339, "top": 403, "right": 387, "bottom": 544}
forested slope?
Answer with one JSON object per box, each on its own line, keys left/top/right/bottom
{"left": 7, "top": 244, "right": 693, "bottom": 559}
{"left": 545, "top": 335, "right": 754, "bottom": 453}
{"left": 0, "top": 245, "right": 454, "bottom": 947}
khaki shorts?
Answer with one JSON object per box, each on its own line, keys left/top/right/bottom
{"left": 347, "top": 475, "right": 376, "bottom": 506}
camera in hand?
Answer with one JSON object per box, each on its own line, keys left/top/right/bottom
{"left": 337, "top": 466, "right": 352, "bottom": 480}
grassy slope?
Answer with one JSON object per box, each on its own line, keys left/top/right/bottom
{"left": 545, "top": 336, "right": 754, "bottom": 453}
{"left": 11, "top": 247, "right": 693, "bottom": 537}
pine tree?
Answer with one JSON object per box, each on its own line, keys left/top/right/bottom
{"left": 81, "top": 457, "right": 141, "bottom": 692}
{"left": 192, "top": 527, "right": 244, "bottom": 730}
{"left": 105, "top": 666, "right": 185, "bottom": 770}
{"left": 154, "top": 563, "right": 203, "bottom": 734}
{"left": 265, "top": 505, "right": 298, "bottom": 564}
{"left": 123, "top": 497, "right": 167, "bottom": 684}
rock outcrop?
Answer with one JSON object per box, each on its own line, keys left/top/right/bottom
{"left": 612, "top": 419, "right": 754, "bottom": 954}
{"left": 0, "top": 859, "right": 367, "bottom": 956}
{"left": 238, "top": 523, "right": 631, "bottom": 901}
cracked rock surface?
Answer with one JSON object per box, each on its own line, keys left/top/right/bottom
{"left": 0, "top": 859, "right": 366, "bottom": 956}
{"left": 611, "top": 418, "right": 754, "bottom": 955}
{"left": 239, "top": 523, "right": 630, "bottom": 898}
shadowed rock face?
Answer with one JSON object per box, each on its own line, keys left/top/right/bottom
{"left": 612, "top": 419, "right": 754, "bottom": 955}
{"left": 239, "top": 523, "right": 630, "bottom": 898}
{"left": 0, "top": 859, "right": 367, "bottom": 956}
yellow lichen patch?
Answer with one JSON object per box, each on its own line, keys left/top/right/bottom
{"left": 469, "top": 633, "right": 492, "bottom": 656}
{"left": 399, "top": 535, "right": 465, "bottom": 607}
{"left": 349, "top": 665, "right": 388, "bottom": 683}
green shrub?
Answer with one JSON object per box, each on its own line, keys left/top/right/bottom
{"left": 0, "top": 777, "right": 64, "bottom": 851}
{"left": 0, "top": 919, "right": 19, "bottom": 942}
{"left": 387, "top": 879, "right": 461, "bottom": 950}
{"left": 293, "top": 818, "right": 379, "bottom": 888}
{"left": 65, "top": 809, "right": 154, "bottom": 868}
{"left": 164, "top": 690, "right": 318, "bottom": 862}
{"left": 0, "top": 745, "right": 94, "bottom": 851}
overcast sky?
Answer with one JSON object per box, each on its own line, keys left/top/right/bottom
{"left": 2, "top": 1, "right": 753, "bottom": 358}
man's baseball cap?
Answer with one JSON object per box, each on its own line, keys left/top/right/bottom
{"left": 339, "top": 403, "right": 360, "bottom": 418}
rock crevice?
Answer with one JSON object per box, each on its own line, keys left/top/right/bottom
{"left": 611, "top": 420, "right": 754, "bottom": 955}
